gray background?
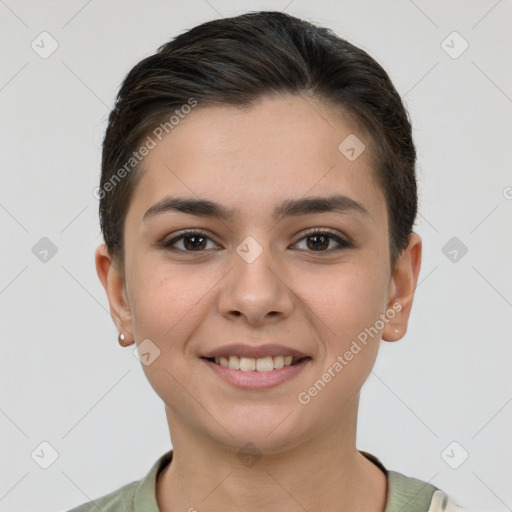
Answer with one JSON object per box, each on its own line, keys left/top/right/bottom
{"left": 1, "top": 0, "right": 511, "bottom": 510}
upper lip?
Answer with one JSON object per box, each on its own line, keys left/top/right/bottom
{"left": 202, "top": 343, "right": 309, "bottom": 360}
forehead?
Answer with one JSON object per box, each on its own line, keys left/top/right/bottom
{"left": 127, "top": 94, "right": 386, "bottom": 226}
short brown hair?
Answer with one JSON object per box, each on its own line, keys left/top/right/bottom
{"left": 99, "top": 11, "right": 417, "bottom": 273}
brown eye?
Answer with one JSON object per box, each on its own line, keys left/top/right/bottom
{"left": 294, "top": 230, "right": 352, "bottom": 252}
{"left": 306, "top": 233, "right": 330, "bottom": 251}
{"left": 182, "top": 235, "right": 207, "bottom": 251}
{"left": 163, "top": 231, "right": 218, "bottom": 252}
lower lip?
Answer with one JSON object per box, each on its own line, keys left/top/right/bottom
{"left": 202, "top": 358, "right": 311, "bottom": 390}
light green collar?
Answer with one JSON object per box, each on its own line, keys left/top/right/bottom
{"left": 131, "top": 450, "right": 438, "bottom": 512}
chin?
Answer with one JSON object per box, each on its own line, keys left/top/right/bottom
{"left": 207, "top": 405, "right": 310, "bottom": 456}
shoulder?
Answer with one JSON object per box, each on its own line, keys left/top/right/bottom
{"left": 65, "top": 450, "right": 173, "bottom": 512}
{"left": 387, "top": 471, "right": 464, "bottom": 512}
{"left": 65, "top": 480, "right": 139, "bottom": 512}
{"left": 360, "top": 451, "right": 464, "bottom": 512}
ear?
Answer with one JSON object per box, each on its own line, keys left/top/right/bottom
{"left": 382, "top": 233, "right": 422, "bottom": 342}
{"left": 95, "top": 244, "right": 134, "bottom": 346}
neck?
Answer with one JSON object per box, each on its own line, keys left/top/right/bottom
{"left": 156, "top": 402, "right": 387, "bottom": 511}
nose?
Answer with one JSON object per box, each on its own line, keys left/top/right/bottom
{"left": 217, "top": 240, "right": 294, "bottom": 325}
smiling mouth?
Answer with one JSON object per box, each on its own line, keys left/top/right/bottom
{"left": 203, "top": 355, "right": 310, "bottom": 372}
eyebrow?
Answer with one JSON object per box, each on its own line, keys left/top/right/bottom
{"left": 142, "top": 194, "right": 370, "bottom": 223}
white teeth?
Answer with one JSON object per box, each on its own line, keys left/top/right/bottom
{"left": 213, "top": 355, "right": 299, "bottom": 371}
{"left": 228, "top": 355, "right": 240, "bottom": 370}
{"left": 239, "top": 357, "right": 256, "bottom": 371}
{"left": 256, "top": 356, "right": 274, "bottom": 372}
{"left": 273, "top": 355, "right": 284, "bottom": 369}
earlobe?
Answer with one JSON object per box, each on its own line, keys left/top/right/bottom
{"left": 95, "top": 244, "right": 135, "bottom": 346}
{"left": 382, "top": 233, "right": 422, "bottom": 342}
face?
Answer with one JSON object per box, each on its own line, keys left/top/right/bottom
{"left": 97, "top": 94, "right": 421, "bottom": 455}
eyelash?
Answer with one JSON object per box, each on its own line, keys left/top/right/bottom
{"left": 161, "top": 228, "right": 353, "bottom": 254}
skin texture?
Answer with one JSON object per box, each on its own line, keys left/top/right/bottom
{"left": 96, "top": 94, "right": 422, "bottom": 511}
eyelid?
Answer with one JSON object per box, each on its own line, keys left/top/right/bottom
{"left": 295, "top": 226, "right": 348, "bottom": 240}
{"left": 292, "top": 227, "right": 353, "bottom": 249}
{"left": 161, "top": 227, "right": 353, "bottom": 253}
{"left": 161, "top": 229, "right": 219, "bottom": 249}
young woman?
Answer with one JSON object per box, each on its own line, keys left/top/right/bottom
{"left": 69, "top": 11, "right": 464, "bottom": 512}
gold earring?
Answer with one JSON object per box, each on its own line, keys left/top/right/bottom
{"left": 118, "top": 332, "right": 127, "bottom": 346}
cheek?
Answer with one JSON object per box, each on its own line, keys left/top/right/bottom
{"left": 295, "top": 263, "right": 387, "bottom": 417}
{"left": 129, "top": 261, "right": 209, "bottom": 342}
{"left": 126, "top": 260, "right": 213, "bottom": 401}
{"left": 307, "top": 258, "right": 389, "bottom": 342}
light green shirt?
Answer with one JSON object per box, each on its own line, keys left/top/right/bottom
{"left": 67, "top": 450, "right": 462, "bottom": 512}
